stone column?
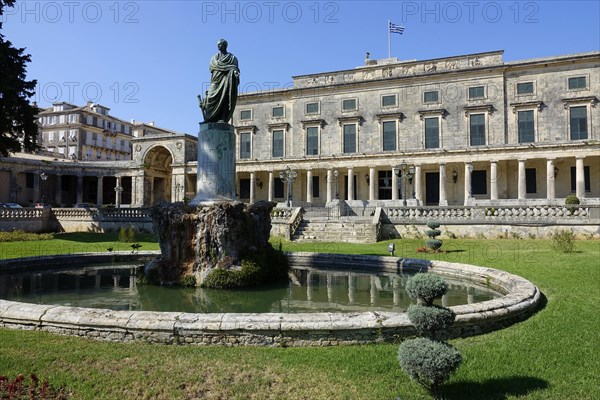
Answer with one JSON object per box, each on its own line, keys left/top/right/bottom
{"left": 576, "top": 156, "right": 585, "bottom": 199}
{"left": 369, "top": 167, "right": 376, "bottom": 201}
{"left": 464, "top": 162, "right": 472, "bottom": 206}
{"left": 326, "top": 169, "right": 333, "bottom": 203}
{"left": 391, "top": 167, "right": 398, "bottom": 200}
{"left": 414, "top": 164, "right": 422, "bottom": 205}
{"left": 546, "top": 159, "right": 555, "bottom": 200}
{"left": 97, "top": 176, "right": 103, "bottom": 206}
{"left": 268, "top": 171, "right": 274, "bottom": 202}
{"left": 490, "top": 161, "right": 498, "bottom": 200}
{"left": 115, "top": 176, "right": 122, "bottom": 208}
{"left": 249, "top": 172, "right": 256, "bottom": 203}
{"left": 347, "top": 167, "right": 354, "bottom": 201}
{"left": 76, "top": 175, "right": 83, "bottom": 204}
{"left": 439, "top": 163, "right": 448, "bottom": 206}
{"left": 306, "top": 169, "right": 313, "bottom": 203}
{"left": 518, "top": 159, "right": 526, "bottom": 200}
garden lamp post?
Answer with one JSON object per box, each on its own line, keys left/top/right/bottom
{"left": 279, "top": 166, "right": 297, "bottom": 208}
{"left": 40, "top": 172, "right": 48, "bottom": 204}
{"left": 333, "top": 170, "right": 339, "bottom": 199}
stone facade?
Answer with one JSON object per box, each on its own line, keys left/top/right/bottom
{"left": 233, "top": 51, "right": 599, "bottom": 207}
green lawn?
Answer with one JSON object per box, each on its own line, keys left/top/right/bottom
{"left": 1, "top": 234, "right": 599, "bottom": 399}
{"left": 0, "top": 232, "right": 160, "bottom": 260}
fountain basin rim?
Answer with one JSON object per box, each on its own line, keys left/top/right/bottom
{"left": 0, "top": 251, "right": 541, "bottom": 346}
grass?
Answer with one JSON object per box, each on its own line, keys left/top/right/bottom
{"left": 1, "top": 234, "right": 599, "bottom": 399}
{"left": 0, "top": 232, "right": 160, "bottom": 260}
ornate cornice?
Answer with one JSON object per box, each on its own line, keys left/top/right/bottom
{"left": 418, "top": 109, "right": 448, "bottom": 120}
{"left": 509, "top": 101, "right": 544, "bottom": 113}
{"left": 463, "top": 104, "right": 495, "bottom": 116}
{"left": 561, "top": 96, "right": 598, "bottom": 109}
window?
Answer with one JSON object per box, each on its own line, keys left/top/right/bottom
{"left": 306, "top": 102, "right": 319, "bottom": 114}
{"left": 343, "top": 124, "right": 356, "bottom": 153}
{"left": 306, "top": 126, "right": 319, "bottom": 155}
{"left": 240, "top": 132, "right": 251, "bottom": 159}
{"left": 48, "top": 131, "right": 55, "bottom": 142}
{"left": 518, "top": 110, "right": 535, "bottom": 143}
{"left": 240, "top": 109, "right": 252, "bottom": 120}
{"left": 424, "top": 91, "right": 439, "bottom": 103}
{"left": 570, "top": 166, "right": 591, "bottom": 192}
{"left": 342, "top": 98, "right": 357, "bottom": 111}
{"left": 312, "top": 176, "right": 320, "bottom": 198}
{"left": 381, "top": 95, "right": 396, "bottom": 108}
{"left": 378, "top": 170, "right": 393, "bottom": 200}
{"left": 49, "top": 116, "right": 57, "bottom": 125}
{"left": 525, "top": 168, "right": 537, "bottom": 194}
{"left": 272, "top": 130, "right": 284, "bottom": 158}
{"left": 568, "top": 76, "right": 587, "bottom": 90}
{"left": 517, "top": 82, "right": 534, "bottom": 95}
{"left": 469, "top": 114, "right": 486, "bottom": 146}
{"left": 570, "top": 106, "right": 588, "bottom": 140}
{"left": 239, "top": 179, "right": 250, "bottom": 199}
{"left": 424, "top": 117, "right": 439, "bottom": 149}
{"left": 272, "top": 106, "right": 284, "bottom": 118}
{"left": 274, "top": 179, "right": 284, "bottom": 198}
{"left": 382, "top": 121, "right": 396, "bottom": 151}
{"left": 59, "top": 115, "right": 66, "bottom": 124}
{"left": 472, "top": 170, "right": 487, "bottom": 195}
{"left": 468, "top": 86, "right": 485, "bottom": 99}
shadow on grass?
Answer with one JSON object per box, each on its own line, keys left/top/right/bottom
{"left": 54, "top": 232, "right": 157, "bottom": 243}
{"left": 442, "top": 375, "right": 550, "bottom": 399}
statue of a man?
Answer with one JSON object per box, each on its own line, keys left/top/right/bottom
{"left": 199, "top": 39, "right": 240, "bottom": 123}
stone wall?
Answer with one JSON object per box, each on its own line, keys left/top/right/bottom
{"left": 0, "top": 252, "right": 541, "bottom": 346}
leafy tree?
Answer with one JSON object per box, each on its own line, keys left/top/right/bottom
{"left": 0, "top": 0, "right": 39, "bottom": 157}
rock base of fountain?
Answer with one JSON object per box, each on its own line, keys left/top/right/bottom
{"left": 147, "top": 200, "right": 289, "bottom": 288}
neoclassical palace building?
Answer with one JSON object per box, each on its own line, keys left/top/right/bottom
{"left": 0, "top": 50, "right": 598, "bottom": 209}
{"left": 234, "top": 50, "right": 599, "bottom": 208}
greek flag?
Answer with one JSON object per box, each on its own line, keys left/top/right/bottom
{"left": 389, "top": 22, "right": 405, "bottom": 35}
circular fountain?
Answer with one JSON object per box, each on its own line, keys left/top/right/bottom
{"left": 0, "top": 251, "right": 540, "bottom": 347}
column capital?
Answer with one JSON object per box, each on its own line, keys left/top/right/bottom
{"left": 576, "top": 155, "right": 586, "bottom": 160}
{"left": 489, "top": 159, "right": 498, "bottom": 164}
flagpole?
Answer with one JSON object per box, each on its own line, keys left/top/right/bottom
{"left": 387, "top": 19, "right": 391, "bottom": 58}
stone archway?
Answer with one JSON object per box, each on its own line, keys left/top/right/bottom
{"left": 143, "top": 146, "right": 173, "bottom": 205}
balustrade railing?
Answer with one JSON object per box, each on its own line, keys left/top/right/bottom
{"left": 383, "top": 204, "right": 599, "bottom": 224}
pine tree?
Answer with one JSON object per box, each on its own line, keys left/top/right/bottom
{"left": 0, "top": 0, "right": 39, "bottom": 157}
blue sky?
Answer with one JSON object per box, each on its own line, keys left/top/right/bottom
{"left": 3, "top": 0, "right": 599, "bottom": 134}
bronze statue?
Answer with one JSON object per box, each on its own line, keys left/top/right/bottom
{"left": 198, "top": 39, "right": 240, "bottom": 123}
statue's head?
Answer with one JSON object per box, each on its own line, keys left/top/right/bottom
{"left": 217, "top": 39, "right": 228, "bottom": 51}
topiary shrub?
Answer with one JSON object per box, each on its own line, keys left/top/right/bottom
{"left": 425, "top": 221, "right": 443, "bottom": 251}
{"left": 405, "top": 273, "right": 449, "bottom": 306}
{"left": 565, "top": 194, "right": 580, "bottom": 215}
{"left": 398, "top": 337, "right": 462, "bottom": 398}
{"left": 407, "top": 304, "right": 456, "bottom": 339}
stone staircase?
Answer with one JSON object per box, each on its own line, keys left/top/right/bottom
{"left": 291, "top": 218, "right": 376, "bottom": 243}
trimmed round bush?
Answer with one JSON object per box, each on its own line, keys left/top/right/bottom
{"left": 406, "top": 273, "right": 448, "bottom": 305}
{"left": 398, "top": 337, "right": 462, "bottom": 396}
{"left": 407, "top": 304, "right": 456, "bottom": 338}
{"left": 425, "top": 239, "right": 443, "bottom": 251}
{"left": 426, "top": 229, "right": 442, "bottom": 239}
{"left": 565, "top": 194, "right": 580, "bottom": 206}
{"left": 426, "top": 221, "right": 441, "bottom": 230}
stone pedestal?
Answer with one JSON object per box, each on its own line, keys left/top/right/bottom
{"left": 190, "top": 122, "right": 236, "bottom": 205}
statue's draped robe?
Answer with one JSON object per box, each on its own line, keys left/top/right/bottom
{"left": 202, "top": 52, "right": 239, "bottom": 123}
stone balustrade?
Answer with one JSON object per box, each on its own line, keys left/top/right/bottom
{"left": 383, "top": 204, "right": 599, "bottom": 224}
{"left": 0, "top": 207, "right": 153, "bottom": 233}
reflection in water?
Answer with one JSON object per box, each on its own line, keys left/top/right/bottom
{"left": 0, "top": 264, "right": 501, "bottom": 313}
